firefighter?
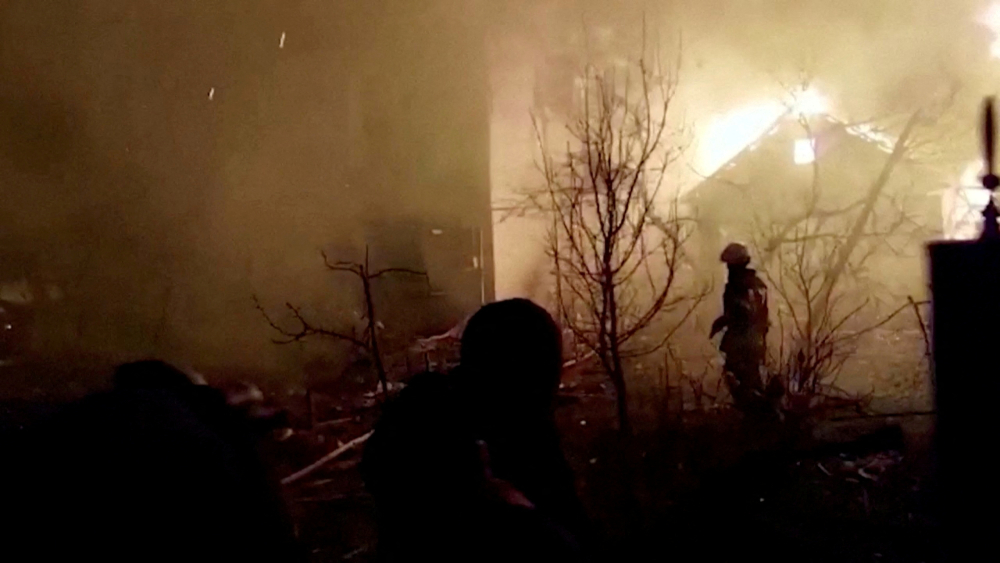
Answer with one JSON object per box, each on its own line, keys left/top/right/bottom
{"left": 710, "top": 243, "right": 771, "bottom": 415}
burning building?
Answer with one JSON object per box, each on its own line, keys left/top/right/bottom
{"left": 683, "top": 108, "right": 944, "bottom": 296}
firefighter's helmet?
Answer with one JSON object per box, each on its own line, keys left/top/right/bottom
{"left": 720, "top": 242, "right": 751, "bottom": 265}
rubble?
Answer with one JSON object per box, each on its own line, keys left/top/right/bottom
{"left": 814, "top": 449, "right": 904, "bottom": 483}
{"left": 281, "top": 430, "right": 373, "bottom": 486}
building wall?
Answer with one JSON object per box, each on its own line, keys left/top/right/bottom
{"left": 0, "top": 0, "right": 492, "bottom": 375}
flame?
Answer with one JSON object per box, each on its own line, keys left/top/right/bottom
{"left": 790, "top": 87, "right": 829, "bottom": 116}
{"left": 695, "top": 87, "right": 829, "bottom": 176}
{"left": 980, "top": 3, "right": 1000, "bottom": 58}
{"left": 794, "top": 139, "right": 816, "bottom": 165}
{"left": 696, "top": 101, "right": 785, "bottom": 175}
{"left": 845, "top": 123, "right": 895, "bottom": 153}
{"left": 943, "top": 161, "right": 992, "bottom": 240}
{"left": 961, "top": 160, "right": 984, "bottom": 188}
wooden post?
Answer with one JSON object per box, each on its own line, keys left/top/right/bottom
{"left": 927, "top": 240, "right": 1000, "bottom": 560}
{"left": 927, "top": 97, "right": 1000, "bottom": 560}
{"left": 362, "top": 246, "right": 389, "bottom": 400}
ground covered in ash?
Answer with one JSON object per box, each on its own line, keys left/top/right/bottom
{"left": 0, "top": 346, "right": 940, "bottom": 563}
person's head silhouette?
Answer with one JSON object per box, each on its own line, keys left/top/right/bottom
{"left": 113, "top": 360, "right": 205, "bottom": 390}
{"left": 459, "top": 299, "right": 563, "bottom": 426}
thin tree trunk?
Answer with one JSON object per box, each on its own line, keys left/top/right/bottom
{"left": 607, "top": 267, "right": 630, "bottom": 435}
{"left": 816, "top": 111, "right": 922, "bottom": 315}
{"left": 553, "top": 211, "right": 565, "bottom": 328}
{"left": 361, "top": 271, "right": 388, "bottom": 399}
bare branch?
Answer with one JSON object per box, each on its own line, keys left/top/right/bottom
{"left": 369, "top": 268, "right": 428, "bottom": 280}
{"left": 252, "top": 295, "right": 367, "bottom": 349}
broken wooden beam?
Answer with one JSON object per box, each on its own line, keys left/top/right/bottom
{"left": 281, "top": 430, "right": 373, "bottom": 486}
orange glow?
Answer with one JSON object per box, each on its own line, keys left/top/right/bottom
{"left": 695, "top": 87, "right": 829, "bottom": 176}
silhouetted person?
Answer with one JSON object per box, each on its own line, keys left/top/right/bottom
{"left": 364, "top": 371, "right": 580, "bottom": 562}
{"left": 456, "top": 299, "right": 591, "bottom": 544}
{"left": 7, "top": 360, "right": 302, "bottom": 562}
{"left": 362, "top": 299, "right": 590, "bottom": 562}
{"left": 711, "top": 243, "right": 773, "bottom": 416}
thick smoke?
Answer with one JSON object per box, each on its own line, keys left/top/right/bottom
{"left": 1, "top": 0, "right": 996, "bottom": 374}
{"left": 491, "top": 0, "right": 997, "bottom": 297}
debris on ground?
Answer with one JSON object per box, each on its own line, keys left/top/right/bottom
{"left": 813, "top": 449, "right": 904, "bottom": 484}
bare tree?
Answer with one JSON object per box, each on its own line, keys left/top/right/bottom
{"left": 254, "top": 246, "right": 426, "bottom": 399}
{"left": 531, "top": 53, "right": 705, "bottom": 434}
{"left": 747, "top": 98, "right": 950, "bottom": 417}
{"left": 757, "top": 217, "right": 923, "bottom": 416}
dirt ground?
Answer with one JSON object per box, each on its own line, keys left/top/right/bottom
{"left": 0, "top": 336, "right": 940, "bottom": 562}
{"left": 271, "top": 344, "right": 939, "bottom": 563}
{"left": 269, "top": 391, "right": 939, "bottom": 562}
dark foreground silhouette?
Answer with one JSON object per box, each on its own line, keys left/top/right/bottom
{"left": 4, "top": 360, "right": 303, "bottom": 562}
{"left": 362, "top": 299, "right": 592, "bottom": 562}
